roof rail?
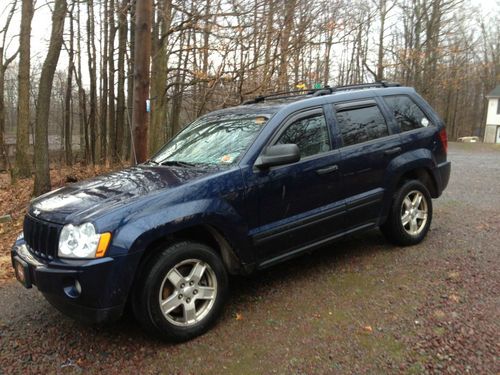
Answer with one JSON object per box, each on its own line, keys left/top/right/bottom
{"left": 242, "top": 88, "right": 319, "bottom": 105}
{"left": 333, "top": 80, "right": 400, "bottom": 92}
{"left": 242, "top": 81, "right": 401, "bottom": 105}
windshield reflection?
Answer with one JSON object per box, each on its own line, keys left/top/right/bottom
{"left": 150, "top": 115, "right": 268, "bottom": 166}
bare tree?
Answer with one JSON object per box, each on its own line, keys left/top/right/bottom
{"left": 33, "top": 0, "right": 68, "bottom": 195}
{"left": 132, "top": 0, "right": 153, "bottom": 163}
{"left": 2, "top": 0, "right": 497, "bottom": 178}
{"left": 87, "top": 0, "right": 98, "bottom": 164}
{"left": 63, "top": 2, "right": 75, "bottom": 166}
{"left": 115, "top": 0, "right": 128, "bottom": 161}
{"left": 0, "top": 1, "right": 18, "bottom": 172}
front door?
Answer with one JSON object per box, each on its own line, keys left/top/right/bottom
{"left": 496, "top": 126, "right": 500, "bottom": 143}
{"left": 246, "top": 108, "right": 345, "bottom": 263}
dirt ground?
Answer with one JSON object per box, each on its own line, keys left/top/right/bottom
{"left": 0, "top": 143, "right": 498, "bottom": 374}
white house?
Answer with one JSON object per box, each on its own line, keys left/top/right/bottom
{"left": 484, "top": 85, "right": 500, "bottom": 143}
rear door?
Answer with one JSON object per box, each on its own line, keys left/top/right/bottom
{"left": 333, "top": 99, "right": 401, "bottom": 229}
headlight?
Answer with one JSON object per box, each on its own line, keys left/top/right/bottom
{"left": 58, "top": 223, "right": 111, "bottom": 259}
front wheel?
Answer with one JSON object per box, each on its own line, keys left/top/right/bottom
{"left": 133, "top": 241, "right": 228, "bottom": 342}
{"left": 381, "top": 180, "right": 433, "bottom": 246}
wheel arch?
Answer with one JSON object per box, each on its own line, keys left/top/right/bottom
{"left": 397, "top": 167, "right": 438, "bottom": 198}
{"left": 135, "top": 224, "right": 245, "bottom": 276}
{"left": 380, "top": 153, "right": 439, "bottom": 225}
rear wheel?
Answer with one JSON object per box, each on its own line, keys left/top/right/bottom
{"left": 133, "top": 241, "right": 228, "bottom": 342}
{"left": 381, "top": 180, "right": 433, "bottom": 246}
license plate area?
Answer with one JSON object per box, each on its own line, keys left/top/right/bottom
{"left": 13, "top": 256, "right": 32, "bottom": 288}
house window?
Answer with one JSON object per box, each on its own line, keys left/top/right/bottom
{"left": 497, "top": 99, "right": 500, "bottom": 115}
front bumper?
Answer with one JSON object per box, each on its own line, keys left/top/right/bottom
{"left": 11, "top": 241, "right": 138, "bottom": 324}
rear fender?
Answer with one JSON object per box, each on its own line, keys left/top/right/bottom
{"left": 380, "top": 149, "right": 437, "bottom": 223}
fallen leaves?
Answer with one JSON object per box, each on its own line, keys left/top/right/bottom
{"left": 0, "top": 163, "right": 125, "bottom": 285}
{"left": 235, "top": 312, "right": 244, "bottom": 321}
{"left": 362, "top": 325, "right": 373, "bottom": 334}
{"left": 433, "top": 310, "right": 446, "bottom": 320}
{"left": 446, "top": 271, "right": 460, "bottom": 281}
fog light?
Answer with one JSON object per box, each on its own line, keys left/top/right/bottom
{"left": 63, "top": 279, "right": 82, "bottom": 299}
{"left": 75, "top": 280, "right": 82, "bottom": 294}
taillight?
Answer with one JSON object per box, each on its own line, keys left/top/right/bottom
{"left": 439, "top": 128, "right": 448, "bottom": 154}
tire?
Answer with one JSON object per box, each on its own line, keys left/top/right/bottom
{"left": 132, "top": 241, "right": 228, "bottom": 342}
{"left": 381, "top": 180, "right": 433, "bottom": 246}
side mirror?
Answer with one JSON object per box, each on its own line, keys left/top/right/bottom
{"left": 255, "top": 144, "right": 301, "bottom": 169}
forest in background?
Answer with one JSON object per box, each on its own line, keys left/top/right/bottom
{"left": 0, "top": 0, "right": 499, "bottom": 195}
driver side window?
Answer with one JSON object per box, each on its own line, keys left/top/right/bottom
{"left": 276, "top": 113, "right": 331, "bottom": 158}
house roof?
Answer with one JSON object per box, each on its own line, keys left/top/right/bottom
{"left": 486, "top": 84, "right": 500, "bottom": 98}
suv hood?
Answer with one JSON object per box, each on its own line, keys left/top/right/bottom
{"left": 29, "top": 165, "right": 215, "bottom": 224}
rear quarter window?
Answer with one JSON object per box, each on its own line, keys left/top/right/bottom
{"left": 383, "top": 95, "right": 432, "bottom": 132}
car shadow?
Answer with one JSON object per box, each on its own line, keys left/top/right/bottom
{"left": 227, "top": 229, "right": 395, "bottom": 300}
{"left": 0, "top": 228, "right": 399, "bottom": 354}
{"left": 88, "top": 229, "right": 398, "bottom": 345}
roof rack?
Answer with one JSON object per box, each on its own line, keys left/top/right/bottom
{"left": 332, "top": 80, "right": 400, "bottom": 92}
{"left": 242, "top": 89, "right": 319, "bottom": 105}
{"left": 242, "top": 81, "right": 401, "bottom": 105}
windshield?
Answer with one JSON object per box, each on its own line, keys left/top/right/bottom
{"left": 150, "top": 115, "right": 268, "bottom": 166}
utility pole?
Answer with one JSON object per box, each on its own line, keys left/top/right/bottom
{"left": 132, "top": 0, "right": 153, "bottom": 163}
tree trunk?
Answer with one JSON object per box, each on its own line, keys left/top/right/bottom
{"left": 0, "top": 60, "right": 7, "bottom": 170}
{"left": 75, "top": 0, "right": 89, "bottom": 163}
{"left": 262, "top": 0, "right": 276, "bottom": 92}
{"left": 99, "top": 0, "right": 109, "bottom": 163}
{"left": 115, "top": 0, "right": 128, "bottom": 161}
{"left": 376, "top": 0, "right": 387, "bottom": 80}
{"left": 87, "top": 0, "right": 98, "bottom": 164}
{"left": 108, "top": 0, "right": 117, "bottom": 162}
{"left": 126, "top": 0, "right": 136, "bottom": 162}
{"left": 33, "top": 0, "right": 67, "bottom": 196}
{"left": 132, "top": 0, "right": 153, "bottom": 163}
{"left": 278, "top": 0, "right": 297, "bottom": 91}
{"left": 14, "top": 0, "right": 34, "bottom": 178}
{"left": 64, "top": 5, "right": 75, "bottom": 166}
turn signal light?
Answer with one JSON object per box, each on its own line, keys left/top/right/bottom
{"left": 96, "top": 233, "right": 112, "bottom": 258}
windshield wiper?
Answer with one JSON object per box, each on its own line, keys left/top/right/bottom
{"left": 161, "top": 160, "right": 198, "bottom": 168}
{"left": 145, "top": 159, "right": 159, "bottom": 165}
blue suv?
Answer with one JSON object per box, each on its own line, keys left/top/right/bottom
{"left": 11, "top": 82, "right": 450, "bottom": 341}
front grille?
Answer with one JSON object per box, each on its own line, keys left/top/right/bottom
{"left": 23, "top": 215, "right": 62, "bottom": 260}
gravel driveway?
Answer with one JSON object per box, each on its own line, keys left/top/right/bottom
{"left": 0, "top": 143, "right": 498, "bottom": 374}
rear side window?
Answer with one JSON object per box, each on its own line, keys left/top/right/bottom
{"left": 336, "top": 105, "right": 389, "bottom": 147}
{"left": 276, "top": 113, "right": 331, "bottom": 158}
{"left": 383, "top": 95, "right": 432, "bottom": 132}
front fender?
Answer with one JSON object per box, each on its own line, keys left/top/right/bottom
{"left": 107, "top": 199, "right": 252, "bottom": 263}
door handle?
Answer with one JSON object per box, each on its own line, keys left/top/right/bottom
{"left": 316, "top": 164, "right": 339, "bottom": 175}
{"left": 384, "top": 147, "right": 402, "bottom": 156}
